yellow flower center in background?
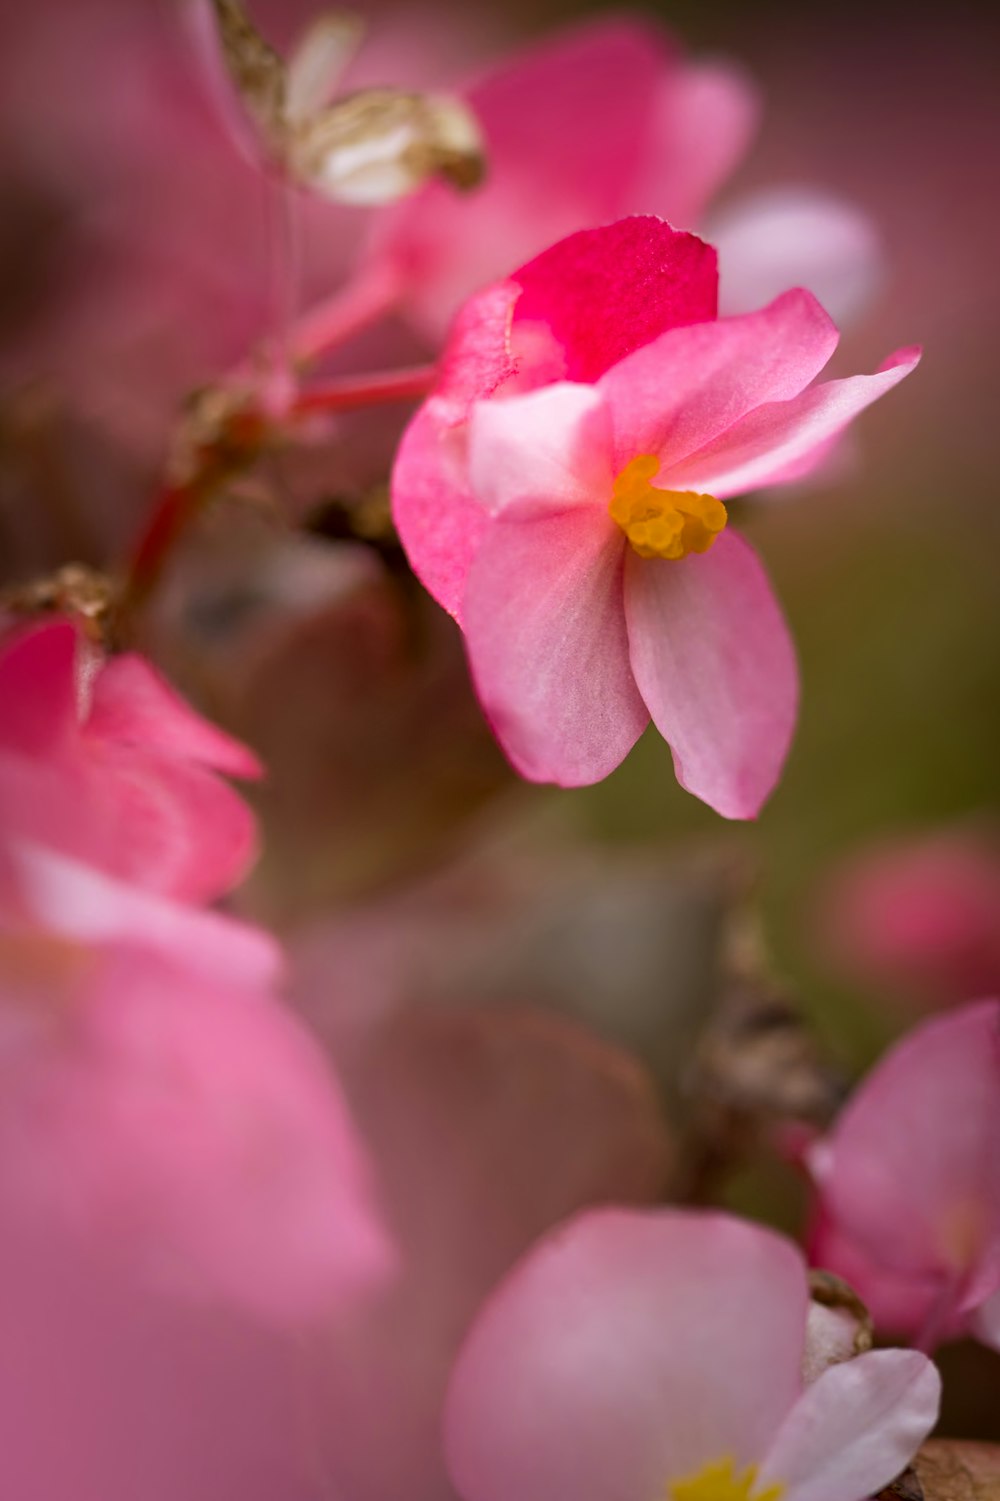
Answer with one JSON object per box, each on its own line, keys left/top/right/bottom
{"left": 669, "top": 1457, "right": 783, "bottom": 1501}
{"left": 609, "top": 454, "right": 727, "bottom": 561}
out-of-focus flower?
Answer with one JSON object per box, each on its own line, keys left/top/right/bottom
{"left": 0, "top": 617, "right": 260, "bottom": 902}
{"left": 373, "top": 15, "right": 879, "bottom": 339}
{"left": 444, "top": 1208, "right": 939, "bottom": 1501}
{"left": 193, "top": 0, "right": 484, "bottom": 204}
{"left": 0, "top": 834, "right": 391, "bottom": 1321}
{"left": 809, "top": 1001, "right": 1000, "bottom": 1352}
{"left": 816, "top": 827, "right": 1000, "bottom": 1010}
{"left": 391, "top": 217, "right": 919, "bottom": 815}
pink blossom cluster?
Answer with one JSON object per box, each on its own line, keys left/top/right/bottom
{"left": 0, "top": 0, "right": 995, "bottom": 1496}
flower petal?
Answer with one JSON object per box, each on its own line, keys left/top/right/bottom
{"left": 391, "top": 282, "right": 519, "bottom": 620}
{"left": 709, "top": 188, "right": 883, "bottom": 327}
{"left": 444, "top": 1209, "right": 809, "bottom": 1501}
{"left": 816, "top": 1001, "right": 1000, "bottom": 1306}
{"left": 598, "top": 289, "right": 838, "bottom": 471}
{"left": 624, "top": 531, "right": 797, "bottom": 819}
{"left": 87, "top": 654, "right": 261, "bottom": 778}
{"left": 628, "top": 60, "right": 761, "bottom": 229}
{"left": 514, "top": 216, "right": 718, "bottom": 383}
{"left": 758, "top": 1351, "right": 940, "bottom": 1501}
{"left": 662, "top": 347, "right": 922, "bottom": 498}
{"left": 467, "top": 384, "right": 612, "bottom": 517}
{"left": 463, "top": 508, "right": 647, "bottom": 785}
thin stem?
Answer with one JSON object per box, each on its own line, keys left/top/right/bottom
{"left": 291, "top": 364, "right": 435, "bottom": 416}
{"left": 290, "top": 259, "right": 403, "bottom": 366}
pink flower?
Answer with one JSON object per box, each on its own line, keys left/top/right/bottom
{"left": 373, "top": 15, "right": 879, "bottom": 340}
{"left": 0, "top": 834, "right": 391, "bottom": 1321}
{"left": 808, "top": 1001, "right": 1000, "bottom": 1352}
{"left": 0, "top": 618, "right": 261, "bottom": 902}
{"left": 816, "top": 828, "right": 1000, "bottom": 1009}
{"left": 444, "top": 1208, "right": 940, "bottom": 1501}
{"left": 391, "top": 218, "right": 919, "bottom": 816}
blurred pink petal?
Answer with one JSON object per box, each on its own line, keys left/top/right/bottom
{"left": 0, "top": 841, "right": 390, "bottom": 1322}
{"left": 624, "top": 531, "right": 797, "bottom": 819}
{"left": 444, "top": 1209, "right": 938, "bottom": 1501}
{"left": 809, "top": 1001, "right": 1000, "bottom": 1346}
{"left": 817, "top": 828, "right": 1000, "bottom": 1009}
{"left": 0, "top": 619, "right": 259, "bottom": 902}
{"left": 464, "top": 507, "right": 647, "bottom": 785}
{"left": 710, "top": 188, "right": 883, "bottom": 326}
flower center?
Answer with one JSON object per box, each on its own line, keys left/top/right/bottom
{"left": 669, "top": 1457, "right": 784, "bottom": 1501}
{"left": 609, "top": 454, "right": 727, "bottom": 561}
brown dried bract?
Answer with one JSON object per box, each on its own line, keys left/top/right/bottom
{"left": 0, "top": 563, "right": 117, "bottom": 642}
{"left": 210, "top": 0, "right": 287, "bottom": 145}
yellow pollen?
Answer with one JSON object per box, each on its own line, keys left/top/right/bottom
{"left": 669, "top": 1457, "right": 784, "bottom": 1501}
{"left": 609, "top": 454, "right": 727, "bottom": 561}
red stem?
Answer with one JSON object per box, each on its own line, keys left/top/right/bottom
{"left": 291, "top": 364, "right": 436, "bottom": 416}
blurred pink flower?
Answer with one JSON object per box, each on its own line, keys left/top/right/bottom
{"left": 391, "top": 218, "right": 919, "bottom": 815}
{"left": 0, "top": 618, "right": 260, "bottom": 902}
{"left": 808, "top": 1000, "right": 1000, "bottom": 1352}
{"left": 373, "top": 15, "right": 879, "bottom": 339}
{"left": 444, "top": 1208, "right": 939, "bottom": 1501}
{"left": 817, "top": 828, "right": 1000, "bottom": 1009}
{"left": 0, "top": 834, "right": 390, "bottom": 1322}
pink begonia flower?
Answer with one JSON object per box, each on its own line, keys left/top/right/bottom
{"left": 817, "top": 828, "right": 1000, "bottom": 1009}
{"left": 0, "top": 835, "right": 391, "bottom": 1321}
{"left": 373, "top": 16, "right": 880, "bottom": 340}
{"left": 391, "top": 217, "right": 919, "bottom": 815}
{"left": 444, "top": 1208, "right": 940, "bottom": 1501}
{"left": 808, "top": 1000, "right": 1000, "bottom": 1352}
{"left": 0, "top": 618, "right": 261, "bottom": 902}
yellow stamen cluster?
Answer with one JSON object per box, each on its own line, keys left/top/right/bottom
{"left": 609, "top": 454, "right": 727, "bottom": 561}
{"left": 669, "top": 1457, "right": 784, "bottom": 1501}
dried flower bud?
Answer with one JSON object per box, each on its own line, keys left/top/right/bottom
{"left": 802, "top": 1269, "right": 874, "bottom": 1385}
{"left": 200, "top": 0, "right": 484, "bottom": 204}
{"left": 289, "top": 88, "right": 484, "bottom": 204}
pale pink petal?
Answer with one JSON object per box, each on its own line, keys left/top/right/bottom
{"left": 624, "top": 532, "right": 797, "bottom": 819}
{"left": 598, "top": 289, "right": 838, "bottom": 470}
{"left": 662, "top": 347, "right": 922, "bottom": 498}
{"left": 87, "top": 653, "right": 262, "bottom": 778}
{"left": 818, "top": 1001, "right": 1000, "bottom": 1306}
{"left": 628, "top": 60, "right": 761, "bottom": 228}
{"left": 9, "top": 840, "right": 281, "bottom": 993}
{"left": 513, "top": 216, "right": 718, "bottom": 382}
{"left": 463, "top": 508, "right": 647, "bottom": 785}
{"left": 709, "top": 188, "right": 883, "bottom": 327}
{"left": 444, "top": 1209, "right": 809, "bottom": 1501}
{"left": 391, "top": 282, "right": 519, "bottom": 620}
{"left": 758, "top": 1351, "right": 940, "bottom": 1501}
{"left": 467, "top": 384, "right": 612, "bottom": 517}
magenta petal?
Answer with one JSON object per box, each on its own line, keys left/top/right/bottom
{"left": 514, "top": 216, "right": 718, "bottom": 382}
{"left": 663, "top": 347, "right": 922, "bottom": 498}
{"left": 598, "top": 289, "right": 838, "bottom": 471}
{"left": 463, "top": 508, "right": 647, "bottom": 785}
{"left": 88, "top": 653, "right": 261, "bottom": 779}
{"left": 444, "top": 1209, "right": 809, "bottom": 1501}
{"left": 0, "top": 620, "right": 81, "bottom": 756}
{"left": 758, "top": 1352, "right": 940, "bottom": 1501}
{"left": 624, "top": 532, "right": 797, "bottom": 819}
